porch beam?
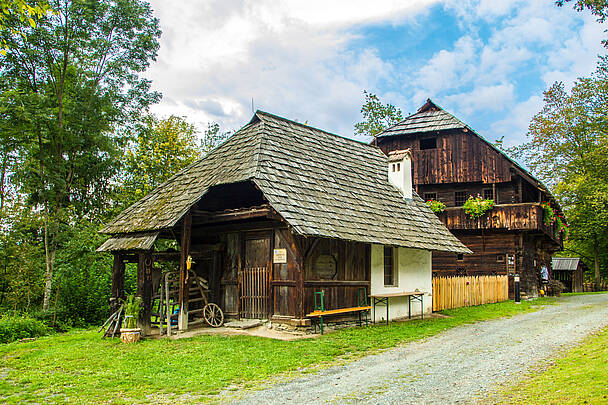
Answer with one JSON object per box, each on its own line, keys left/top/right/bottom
{"left": 110, "top": 253, "right": 125, "bottom": 314}
{"left": 178, "top": 211, "right": 192, "bottom": 331}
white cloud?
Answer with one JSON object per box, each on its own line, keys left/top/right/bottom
{"left": 144, "top": 0, "right": 606, "bottom": 146}
{"left": 488, "top": 95, "right": 544, "bottom": 146}
{"left": 146, "top": 0, "right": 438, "bottom": 136}
{"left": 444, "top": 83, "right": 516, "bottom": 115}
{"left": 409, "top": 0, "right": 605, "bottom": 143}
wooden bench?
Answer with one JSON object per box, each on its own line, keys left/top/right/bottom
{"left": 306, "top": 288, "right": 371, "bottom": 335}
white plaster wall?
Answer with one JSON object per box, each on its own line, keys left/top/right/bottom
{"left": 370, "top": 244, "right": 432, "bottom": 322}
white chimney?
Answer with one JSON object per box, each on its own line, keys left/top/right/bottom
{"left": 387, "top": 149, "right": 413, "bottom": 200}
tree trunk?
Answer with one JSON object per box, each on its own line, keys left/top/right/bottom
{"left": 594, "top": 246, "right": 601, "bottom": 291}
{"left": 42, "top": 215, "right": 56, "bottom": 311}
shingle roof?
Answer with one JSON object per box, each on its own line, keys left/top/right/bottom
{"left": 552, "top": 257, "right": 581, "bottom": 271}
{"left": 376, "top": 99, "right": 564, "bottom": 213}
{"left": 378, "top": 99, "right": 467, "bottom": 137}
{"left": 96, "top": 232, "right": 159, "bottom": 252}
{"left": 101, "top": 111, "right": 470, "bottom": 253}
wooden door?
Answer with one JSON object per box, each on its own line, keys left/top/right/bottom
{"left": 239, "top": 232, "right": 271, "bottom": 319}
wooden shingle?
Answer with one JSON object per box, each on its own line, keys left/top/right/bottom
{"left": 101, "top": 111, "right": 470, "bottom": 253}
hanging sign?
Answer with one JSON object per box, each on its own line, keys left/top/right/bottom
{"left": 273, "top": 248, "right": 287, "bottom": 264}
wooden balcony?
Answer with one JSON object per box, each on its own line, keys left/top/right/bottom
{"left": 436, "top": 203, "right": 562, "bottom": 244}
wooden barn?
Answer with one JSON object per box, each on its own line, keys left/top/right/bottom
{"left": 552, "top": 257, "right": 586, "bottom": 293}
{"left": 98, "top": 111, "right": 468, "bottom": 335}
{"left": 375, "top": 100, "right": 564, "bottom": 298}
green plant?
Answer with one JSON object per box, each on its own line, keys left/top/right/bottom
{"left": 541, "top": 202, "right": 568, "bottom": 237}
{"left": 122, "top": 295, "right": 142, "bottom": 329}
{"left": 426, "top": 199, "right": 446, "bottom": 214}
{"left": 463, "top": 196, "right": 495, "bottom": 219}
{"left": 0, "top": 314, "right": 50, "bottom": 343}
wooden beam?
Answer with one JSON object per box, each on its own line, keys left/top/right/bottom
{"left": 303, "top": 280, "right": 370, "bottom": 287}
{"left": 178, "top": 211, "right": 192, "bottom": 331}
{"left": 110, "top": 253, "right": 125, "bottom": 314}
{"left": 136, "top": 252, "right": 153, "bottom": 336}
{"left": 191, "top": 205, "right": 274, "bottom": 225}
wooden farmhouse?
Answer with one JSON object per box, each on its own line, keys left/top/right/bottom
{"left": 375, "top": 100, "right": 564, "bottom": 298}
{"left": 98, "top": 111, "right": 469, "bottom": 334}
{"left": 552, "top": 257, "right": 586, "bottom": 293}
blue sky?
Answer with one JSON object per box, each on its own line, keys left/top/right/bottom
{"left": 146, "top": 0, "right": 605, "bottom": 147}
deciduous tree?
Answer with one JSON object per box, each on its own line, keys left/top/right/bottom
{"left": 513, "top": 57, "right": 608, "bottom": 288}
{"left": 0, "top": 0, "right": 161, "bottom": 310}
{"left": 354, "top": 91, "right": 404, "bottom": 139}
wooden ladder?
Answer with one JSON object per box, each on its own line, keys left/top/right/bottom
{"left": 152, "top": 270, "right": 209, "bottom": 336}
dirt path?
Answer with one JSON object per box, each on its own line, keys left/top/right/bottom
{"left": 223, "top": 294, "right": 608, "bottom": 404}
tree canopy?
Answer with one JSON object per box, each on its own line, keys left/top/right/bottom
{"left": 354, "top": 91, "right": 404, "bottom": 139}
{"left": 513, "top": 57, "right": 608, "bottom": 287}
{"left": 0, "top": 0, "right": 161, "bottom": 310}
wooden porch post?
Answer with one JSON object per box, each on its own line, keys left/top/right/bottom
{"left": 136, "top": 252, "right": 153, "bottom": 335}
{"left": 110, "top": 253, "right": 125, "bottom": 314}
{"left": 178, "top": 211, "right": 192, "bottom": 331}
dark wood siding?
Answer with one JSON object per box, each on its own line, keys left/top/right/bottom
{"left": 302, "top": 238, "right": 370, "bottom": 316}
{"left": 378, "top": 129, "right": 514, "bottom": 185}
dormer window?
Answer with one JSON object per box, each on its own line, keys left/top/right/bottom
{"left": 420, "top": 137, "right": 437, "bottom": 150}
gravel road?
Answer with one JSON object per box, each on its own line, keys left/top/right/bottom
{"left": 224, "top": 294, "right": 608, "bottom": 404}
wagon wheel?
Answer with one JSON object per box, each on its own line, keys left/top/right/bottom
{"left": 203, "top": 303, "right": 224, "bottom": 327}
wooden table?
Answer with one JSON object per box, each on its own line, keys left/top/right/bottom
{"left": 370, "top": 291, "right": 427, "bottom": 325}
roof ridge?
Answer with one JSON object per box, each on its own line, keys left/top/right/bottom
{"left": 253, "top": 115, "right": 265, "bottom": 179}
{"left": 254, "top": 109, "right": 378, "bottom": 149}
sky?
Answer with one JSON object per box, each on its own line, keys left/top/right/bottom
{"left": 145, "top": 0, "right": 606, "bottom": 147}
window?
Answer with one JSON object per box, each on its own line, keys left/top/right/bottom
{"left": 397, "top": 163, "right": 400, "bottom": 171}
{"left": 483, "top": 188, "right": 494, "bottom": 200}
{"left": 384, "top": 246, "right": 397, "bottom": 286}
{"left": 497, "top": 254, "right": 505, "bottom": 263}
{"left": 392, "top": 164, "right": 396, "bottom": 172}
{"left": 455, "top": 191, "right": 467, "bottom": 206}
{"left": 457, "top": 253, "right": 464, "bottom": 261}
{"left": 420, "top": 137, "right": 437, "bottom": 150}
{"left": 424, "top": 192, "right": 437, "bottom": 201}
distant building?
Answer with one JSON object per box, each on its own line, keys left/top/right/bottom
{"left": 552, "top": 257, "right": 586, "bottom": 293}
{"left": 376, "top": 99, "right": 564, "bottom": 298}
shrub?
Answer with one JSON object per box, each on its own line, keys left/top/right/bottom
{"left": 546, "top": 279, "right": 566, "bottom": 296}
{"left": 0, "top": 315, "right": 51, "bottom": 344}
{"left": 426, "top": 199, "right": 446, "bottom": 213}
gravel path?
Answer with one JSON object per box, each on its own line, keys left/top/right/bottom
{"left": 224, "top": 294, "right": 608, "bottom": 404}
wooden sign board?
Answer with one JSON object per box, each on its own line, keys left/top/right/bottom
{"left": 273, "top": 248, "right": 287, "bottom": 264}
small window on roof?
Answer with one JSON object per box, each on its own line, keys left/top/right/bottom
{"left": 420, "top": 137, "right": 437, "bottom": 150}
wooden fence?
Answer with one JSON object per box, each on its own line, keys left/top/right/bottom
{"left": 583, "top": 280, "right": 608, "bottom": 292}
{"left": 432, "top": 275, "right": 509, "bottom": 311}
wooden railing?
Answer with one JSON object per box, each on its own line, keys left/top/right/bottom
{"left": 436, "top": 203, "right": 561, "bottom": 244}
{"left": 432, "top": 275, "right": 509, "bottom": 311}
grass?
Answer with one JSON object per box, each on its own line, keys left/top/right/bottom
{"left": 495, "top": 326, "right": 608, "bottom": 404}
{"left": 0, "top": 298, "right": 552, "bottom": 404}
{"left": 562, "top": 291, "right": 608, "bottom": 296}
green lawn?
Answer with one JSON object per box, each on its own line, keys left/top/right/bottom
{"left": 0, "top": 299, "right": 552, "bottom": 404}
{"left": 496, "top": 326, "right": 608, "bottom": 404}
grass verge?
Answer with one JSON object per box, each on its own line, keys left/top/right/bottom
{"left": 0, "top": 298, "right": 552, "bottom": 404}
{"left": 495, "top": 326, "right": 608, "bottom": 404}
{"left": 562, "top": 291, "right": 608, "bottom": 296}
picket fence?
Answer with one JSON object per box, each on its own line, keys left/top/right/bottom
{"left": 432, "top": 275, "right": 509, "bottom": 311}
